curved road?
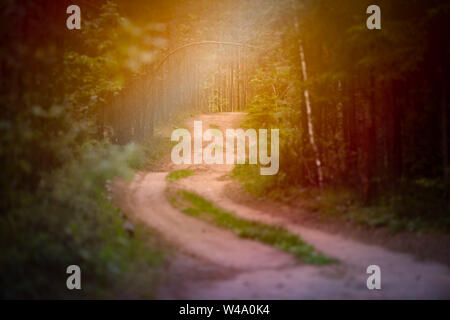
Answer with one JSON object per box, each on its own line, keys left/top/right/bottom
{"left": 116, "top": 112, "right": 450, "bottom": 299}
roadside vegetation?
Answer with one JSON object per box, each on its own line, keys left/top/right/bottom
{"left": 166, "top": 169, "right": 195, "bottom": 182}
{"left": 230, "top": 0, "right": 450, "bottom": 235}
{"left": 167, "top": 188, "right": 334, "bottom": 265}
{"left": 0, "top": 2, "right": 172, "bottom": 298}
{"left": 0, "top": 142, "right": 166, "bottom": 299}
{"left": 232, "top": 164, "right": 450, "bottom": 233}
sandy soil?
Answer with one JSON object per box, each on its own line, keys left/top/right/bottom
{"left": 115, "top": 112, "right": 450, "bottom": 299}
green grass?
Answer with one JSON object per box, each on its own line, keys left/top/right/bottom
{"left": 166, "top": 169, "right": 195, "bottom": 182}
{"left": 168, "top": 189, "right": 335, "bottom": 265}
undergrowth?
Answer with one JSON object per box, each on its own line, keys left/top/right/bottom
{"left": 0, "top": 142, "right": 166, "bottom": 299}
{"left": 231, "top": 164, "right": 450, "bottom": 234}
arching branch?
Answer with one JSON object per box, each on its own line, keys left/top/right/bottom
{"left": 155, "top": 41, "right": 257, "bottom": 72}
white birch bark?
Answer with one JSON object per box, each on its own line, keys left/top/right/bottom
{"left": 293, "top": 2, "right": 324, "bottom": 187}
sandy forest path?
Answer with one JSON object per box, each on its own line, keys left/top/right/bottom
{"left": 116, "top": 112, "right": 450, "bottom": 299}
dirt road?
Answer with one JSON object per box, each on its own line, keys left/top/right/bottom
{"left": 116, "top": 112, "right": 450, "bottom": 299}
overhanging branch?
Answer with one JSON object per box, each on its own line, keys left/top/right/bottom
{"left": 155, "top": 41, "right": 257, "bottom": 72}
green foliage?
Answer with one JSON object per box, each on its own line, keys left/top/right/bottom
{"left": 232, "top": 168, "right": 450, "bottom": 233}
{"left": 0, "top": 1, "right": 167, "bottom": 198}
{"left": 0, "top": 2, "right": 172, "bottom": 298}
{"left": 230, "top": 164, "right": 276, "bottom": 197}
{"left": 135, "top": 134, "right": 175, "bottom": 171}
{"left": 64, "top": 1, "right": 167, "bottom": 117}
{"left": 166, "top": 169, "right": 195, "bottom": 182}
{"left": 168, "top": 189, "right": 334, "bottom": 265}
{"left": 0, "top": 142, "right": 164, "bottom": 299}
{"left": 241, "top": 59, "right": 315, "bottom": 187}
{"left": 236, "top": 0, "right": 450, "bottom": 233}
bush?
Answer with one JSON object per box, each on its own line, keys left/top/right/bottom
{"left": 0, "top": 142, "right": 164, "bottom": 299}
{"left": 230, "top": 164, "right": 277, "bottom": 197}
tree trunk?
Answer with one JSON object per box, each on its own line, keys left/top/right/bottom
{"left": 229, "top": 57, "right": 234, "bottom": 112}
{"left": 291, "top": 0, "right": 324, "bottom": 187}
{"left": 366, "top": 74, "right": 377, "bottom": 203}
{"left": 345, "top": 78, "right": 358, "bottom": 182}
{"left": 298, "top": 39, "right": 324, "bottom": 188}
{"left": 236, "top": 48, "right": 241, "bottom": 111}
{"left": 393, "top": 81, "right": 403, "bottom": 182}
{"left": 442, "top": 71, "right": 448, "bottom": 185}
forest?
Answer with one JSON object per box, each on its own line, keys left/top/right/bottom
{"left": 0, "top": 0, "right": 449, "bottom": 299}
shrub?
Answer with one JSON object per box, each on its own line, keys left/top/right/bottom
{"left": 0, "top": 142, "right": 164, "bottom": 299}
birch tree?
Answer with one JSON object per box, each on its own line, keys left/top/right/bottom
{"left": 292, "top": 1, "right": 324, "bottom": 188}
